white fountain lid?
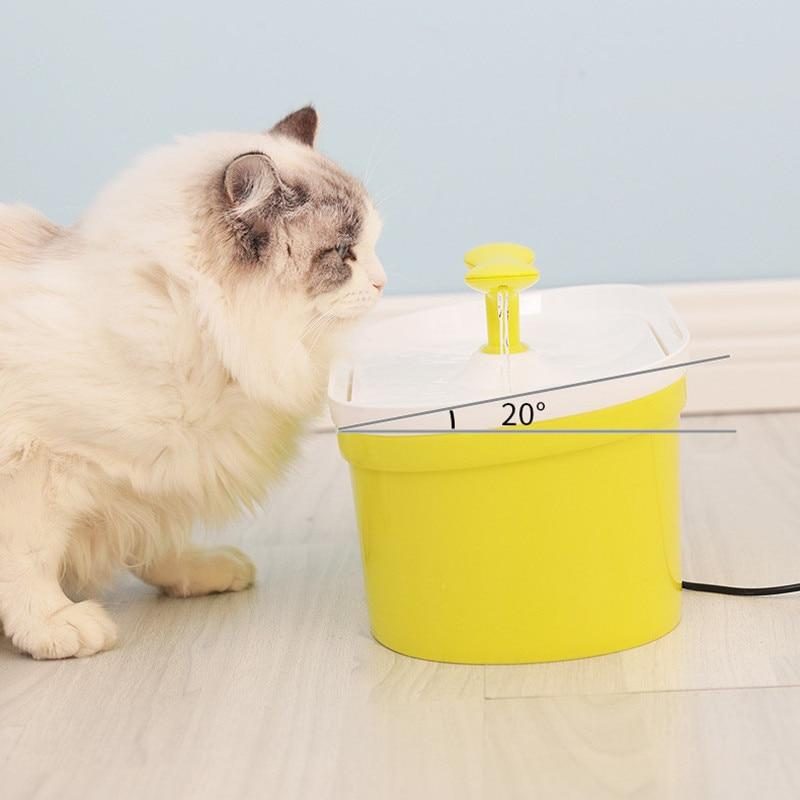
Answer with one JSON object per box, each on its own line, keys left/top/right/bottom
{"left": 328, "top": 247, "right": 690, "bottom": 433}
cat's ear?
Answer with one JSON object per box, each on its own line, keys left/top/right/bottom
{"left": 224, "top": 152, "right": 281, "bottom": 214}
{"left": 270, "top": 106, "right": 318, "bottom": 147}
{"left": 222, "top": 152, "right": 306, "bottom": 255}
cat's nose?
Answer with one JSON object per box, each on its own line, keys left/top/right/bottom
{"left": 367, "top": 261, "right": 387, "bottom": 292}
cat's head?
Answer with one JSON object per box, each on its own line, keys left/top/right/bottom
{"left": 80, "top": 107, "right": 385, "bottom": 405}
{"left": 207, "top": 107, "right": 385, "bottom": 321}
{"left": 83, "top": 106, "right": 385, "bottom": 322}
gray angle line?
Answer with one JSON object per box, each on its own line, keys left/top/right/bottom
{"left": 337, "top": 353, "right": 731, "bottom": 432}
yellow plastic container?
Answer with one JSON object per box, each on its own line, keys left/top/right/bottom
{"left": 339, "top": 381, "right": 683, "bottom": 663}
{"left": 330, "top": 244, "right": 689, "bottom": 664}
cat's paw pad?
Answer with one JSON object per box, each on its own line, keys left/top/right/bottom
{"left": 13, "top": 600, "right": 117, "bottom": 660}
{"left": 164, "top": 546, "right": 256, "bottom": 598}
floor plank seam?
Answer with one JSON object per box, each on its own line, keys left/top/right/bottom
{"left": 483, "top": 683, "right": 800, "bottom": 702}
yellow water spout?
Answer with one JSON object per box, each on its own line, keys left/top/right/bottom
{"left": 464, "top": 242, "right": 539, "bottom": 354}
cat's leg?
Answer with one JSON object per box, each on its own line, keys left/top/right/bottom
{"left": 0, "top": 450, "right": 117, "bottom": 659}
{"left": 135, "top": 545, "right": 255, "bottom": 598}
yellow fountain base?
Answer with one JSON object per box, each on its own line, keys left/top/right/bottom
{"left": 338, "top": 380, "right": 684, "bottom": 664}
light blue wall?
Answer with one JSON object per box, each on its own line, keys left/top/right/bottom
{"left": 2, "top": 1, "right": 798, "bottom": 293}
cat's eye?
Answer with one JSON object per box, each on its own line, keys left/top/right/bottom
{"left": 335, "top": 242, "right": 354, "bottom": 260}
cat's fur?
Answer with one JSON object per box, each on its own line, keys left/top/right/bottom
{"left": 0, "top": 107, "right": 385, "bottom": 659}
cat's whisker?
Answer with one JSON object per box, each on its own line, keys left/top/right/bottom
{"left": 362, "top": 135, "right": 381, "bottom": 190}
{"left": 372, "top": 182, "right": 406, "bottom": 210}
{"left": 305, "top": 310, "right": 339, "bottom": 351}
{"left": 298, "top": 315, "right": 323, "bottom": 341}
{"left": 297, "top": 308, "right": 333, "bottom": 341}
{"left": 272, "top": 310, "right": 337, "bottom": 387}
{"left": 306, "top": 312, "right": 337, "bottom": 354}
{"left": 361, "top": 110, "right": 404, "bottom": 190}
{"left": 300, "top": 310, "right": 335, "bottom": 342}
{"left": 275, "top": 317, "right": 326, "bottom": 379}
{"left": 280, "top": 310, "right": 337, "bottom": 375}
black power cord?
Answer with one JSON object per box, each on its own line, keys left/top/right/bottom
{"left": 682, "top": 580, "right": 800, "bottom": 597}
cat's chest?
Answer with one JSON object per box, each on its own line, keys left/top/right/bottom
{"left": 136, "top": 379, "right": 303, "bottom": 511}
{"left": 189, "top": 388, "right": 298, "bottom": 470}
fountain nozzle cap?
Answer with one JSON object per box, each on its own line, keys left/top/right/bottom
{"left": 464, "top": 243, "right": 538, "bottom": 293}
{"left": 463, "top": 243, "right": 538, "bottom": 354}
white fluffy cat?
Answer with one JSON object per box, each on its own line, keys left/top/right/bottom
{"left": 0, "top": 107, "right": 385, "bottom": 659}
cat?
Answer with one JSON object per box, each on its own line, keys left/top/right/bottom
{"left": 0, "top": 106, "right": 385, "bottom": 659}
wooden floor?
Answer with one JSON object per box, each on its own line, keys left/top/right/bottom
{"left": 2, "top": 412, "right": 799, "bottom": 799}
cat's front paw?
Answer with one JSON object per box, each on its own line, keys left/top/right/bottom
{"left": 12, "top": 600, "right": 118, "bottom": 660}
{"left": 159, "top": 546, "right": 256, "bottom": 598}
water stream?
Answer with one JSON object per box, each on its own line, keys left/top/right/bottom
{"left": 497, "top": 288, "right": 512, "bottom": 392}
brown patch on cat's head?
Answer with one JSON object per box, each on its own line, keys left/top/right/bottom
{"left": 298, "top": 166, "right": 367, "bottom": 297}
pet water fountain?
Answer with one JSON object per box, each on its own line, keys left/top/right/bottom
{"left": 329, "top": 243, "right": 690, "bottom": 664}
